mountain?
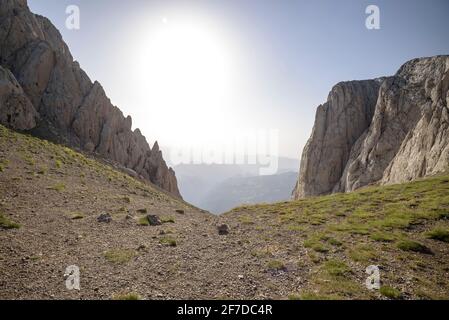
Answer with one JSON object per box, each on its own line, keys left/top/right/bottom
{"left": 174, "top": 157, "right": 299, "bottom": 211}
{"left": 2, "top": 124, "right": 448, "bottom": 299}
{"left": 200, "top": 172, "right": 298, "bottom": 214}
{"left": 294, "top": 56, "right": 449, "bottom": 199}
{"left": 0, "top": 0, "right": 180, "bottom": 197}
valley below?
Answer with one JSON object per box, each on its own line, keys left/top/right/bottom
{"left": 1, "top": 125, "right": 448, "bottom": 300}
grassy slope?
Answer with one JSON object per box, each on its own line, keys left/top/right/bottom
{"left": 1, "top": 124, "right": 448, "bottom": 300}
{"left": 224, "top": 172, "right": 449, "bottom": 299}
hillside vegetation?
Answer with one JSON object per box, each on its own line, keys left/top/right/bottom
{"left": 1, "top": 124, "right": 448, "bottom": 299}
{"left": 223, "top": 171, "right": 449, "bottom": 299}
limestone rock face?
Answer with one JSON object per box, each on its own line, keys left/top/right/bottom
{"left": 0, "top": 0, "right": 181, "bottom": 197}
{"left": 294, "top": 55, "right": 449, "bottom": 199}
{"left": 0, "top": 65, "right": 38, "bottom": 130}
{"left": 293, "top": 79, "right": 382, "bottom": 198}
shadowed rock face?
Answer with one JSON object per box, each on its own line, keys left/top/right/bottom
{"left": 294, "top": 55, "right": 449, "bottom": 199}
{"left": 0, "top": 0, "right": 181, "bottom": 198}
{"left": 0, "top": 65, "right": 38, "bottom": 130}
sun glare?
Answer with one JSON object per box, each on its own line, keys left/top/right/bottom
{"left": 136, "top": 16, "right": 234, "bottom": 147}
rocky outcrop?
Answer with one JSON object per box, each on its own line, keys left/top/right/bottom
{"left": 0, "top": 65, "right": 38, "bottom": 130}
{"left": 0, "top": 0, "right": 181, "bottom": 197}
{"left": 293, "top": 79, "right": 382, "bottom": 198}
{"left": 294, "top": 55, "right": 449, "bottom": 199}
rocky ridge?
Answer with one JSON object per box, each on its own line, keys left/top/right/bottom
{"left": 294, "top": 55, "right": 449, "bottom": 199}
{"left": 0, "top": 0, "right": 181, "bottom": 197}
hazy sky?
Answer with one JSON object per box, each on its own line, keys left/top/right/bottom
{"left": 28, "top": 0, "right": 449, "bottom": 160}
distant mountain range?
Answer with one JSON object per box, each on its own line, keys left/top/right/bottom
{"left": 174, "top": 157, "right": 299, "bottom": 213}
{"left": 199, "top": 171, "right": 298, "bottom": 214}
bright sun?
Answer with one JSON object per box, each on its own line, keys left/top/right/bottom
{"left": 136, "top": 17, "right": 234, "bottom": 147}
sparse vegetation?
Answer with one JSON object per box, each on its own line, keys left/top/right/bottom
{"left": 397, "top": 240, "right": 432, "bottom": 254}
{"left": 426, "top": 228, "right": 449, "bottom": 243}
{"left": 239, "top": 215, "right": 254, "bottom": 225}
{"left": 104, "top": 249, "right": 136, "bottom": 264}
{"left": 47, "top": 183, "right": 66, "bottom": 192}
{"left": 159, "top": 237, "right": 177, "bottom": 247}
{"left": 22, "top": 154, "right": 35, "bottom": 166}
{"left": 70, "top": 212, "right": 85, "bottom": 220}
{"left": 55, "top": 159, "right": 63, "bottom": 169}
{"left": 160, "top": 216, "right": 175, "bottom": 224}
{"left": 267, "top": 260, "right": 286, "bottom": 271}
{"left": 348, "top": 245, "right": 377, "bottom": 262}
{"left": 1, "top": 124, "right": 448, "bottom": 299}
{"left": 380, "top": 286, "right": 402, "bottom": 299}
{"left": 137, "top": 216, "right": 149, "bottom": 226}
{"left": 322, "top": 259, "right": 350, "bottom": 277}
{"left": 0, "top": 213, "right": 21, "bottom": 229}
{"left": 371, "top": 232, "right": 395, "bottom": 242}
{"left": 304, "top": 239, "right": 329, "bottom": 253}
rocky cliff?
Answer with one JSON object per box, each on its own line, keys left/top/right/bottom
{"left": 294, "top": 55, "right": 449, "bottom": 199}
{"left": 0, "top": 0, "right": 181, "bottom": 197}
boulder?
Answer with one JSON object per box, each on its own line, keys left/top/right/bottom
{"left": 217, "top": 224, "right": 229, "bottom": 235}
{"left": 146, "top": 215, "right": 162, "bottom": 226}
{"left": 97, "top": 213, "right": 112, "bottom": 223}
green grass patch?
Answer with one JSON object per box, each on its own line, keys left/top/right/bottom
{"left": 426, "top": 228, "right": 449, "bottom": 243}
{"left": 348, "top": 245, "right": 377, "bottom": 262}
{"left": 137, "top": 216, "right": 149, "bottom": 226}
{"left": 322, "top": 259, "right": 350, "bottom": 277}
{"left": 47, "top": 183, "right": 66, "bottom": 192}
{"left": 239, "top": 215, "right": 255, "bottom": 225}
{"left": 104, "top": 249, "right": 136, "bottom": 264}
{"left": 304, "top": 239, "right": 329, "bottom": 253}
{"left": 327, "top": 237, "right": 343, "bottom": 246}
{"left": 160, "top": 236, "right": 177, "bottom": 247}
{"left": 0, "top": 213, "right": 21, "bottom": 229}
{"left": 267, "top": 260, "right": 286, "bottom": 271}
{"left": 55, "top": 159, "right": 63, "bottom": 169}
{"left": 161, "top": 216, "right": 175, "bottom": 224}
{"left": 380, "top": 286, "right": 402, "bottom": 299}
{"left": 371, "top": 232, "right": 395, "bottom": 242}
{"left": 397, "top": 240, "right": 432, "bottom": 254}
